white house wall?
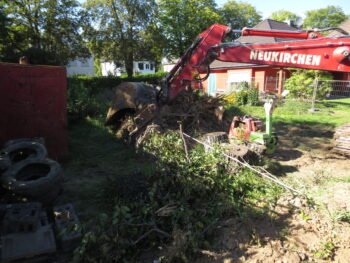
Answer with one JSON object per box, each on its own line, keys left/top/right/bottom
{"left": 101, "top": 61, "right": 155, "bottom": 76}
{"left": 133, "top": 61, "right": 155, "bottom": 74}
{"left": 66, "top": 57, "right": 95, "bottom": 76}
{"left": 101, "top": 62, "right": 121, "bottom": 76}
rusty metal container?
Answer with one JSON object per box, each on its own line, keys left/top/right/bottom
{"left": 0, "top": 63, "right": 68, "bottom": 159}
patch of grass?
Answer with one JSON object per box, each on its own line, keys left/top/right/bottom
{"left": 331, "top": 176, "right": 350, "bottom": 183}
{"left": 226, "top": 98, "right": 350, "bottom": 127}
{"left": 300, "top": 210, "right": 312, "bottom": 222}
{"left": 72, "top": 131, "right": 283, "bottom": 262}
{"left": 63, "top": 117, "right": 152, "bottom": 218}
{"left": 334, "top": 210, "right": 350, "bottom": 223}
{"left": 314, "top": 240, "right": 336, "bottom": 260}
{"left": 67, "top": 117, "right": 147, "bottom": 172}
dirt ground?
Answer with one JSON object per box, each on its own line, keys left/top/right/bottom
{"left": 196, "top": 124, "right": 350, "bottom": 263}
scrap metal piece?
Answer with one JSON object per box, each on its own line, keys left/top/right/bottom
{"left": 105, "top": 82, "right": 157, "bottom": 126}
{"left": 53, "top": 203, "right": 81, "bottom": 252}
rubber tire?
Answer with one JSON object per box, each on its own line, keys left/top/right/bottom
{"left": 2, "top": 141, "right": 47, "bottom": 165}
{"left": 1, "top": 159, "right": 63, "bottom": 200}
{"left": 0, "top": 152, "right": 11, "bottom": 172}
{"left": 3, "top": 137, "right": 45, "bottom": 148}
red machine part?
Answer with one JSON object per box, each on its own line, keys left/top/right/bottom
{"left": 166, "top": 24, "right": 350, "bottom": 100}
{"left": 0, "top": 63, "right": 68, "bottom": 159}
{"left": 228, "top": 116, "right": 263, "bottom": 140}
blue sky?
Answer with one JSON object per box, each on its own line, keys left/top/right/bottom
{"left": 78, "top": 0, "right": 350, "bottom": 20}
{"left": 215, "top": 0, "right": 350, "bottom": 19}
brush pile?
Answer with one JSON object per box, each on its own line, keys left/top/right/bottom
{"left": 157, "top": 91, "right": 226, "bottom": 131}
{"left": 115, "top": 91, "right": 228, "bottom": 146}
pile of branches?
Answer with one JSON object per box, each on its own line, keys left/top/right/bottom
{"left": 130, "top": 91, "right": 229, "bottom": 147}
{"left": 158, "top": 91, "right": 226, "bottom": 131}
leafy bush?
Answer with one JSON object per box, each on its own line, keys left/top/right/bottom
{"left": 67, "top": 79, "right": 108, "bottom": 119}
{"left": 284, "top": 69, "right": 332, "bottom": 99}
{"left": 74, "top": 131, "right": 281, "bottom": 262}
{"left": 224, "top": 82, "right": 260, "bottom": 106}
{"left": 67, "top": 72, "right": 167, "bottom": 119}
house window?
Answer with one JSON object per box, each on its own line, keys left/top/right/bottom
{"left": 138, "top": 63, "right": 144, "bottom": 70}
{"left": 150, "top": 64, "right": 154, "bottom": 70}
{"left": 146, "top": 64, "right": 149, "bottom": 69}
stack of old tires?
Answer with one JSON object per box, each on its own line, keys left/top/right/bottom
{"left": 0, "top": 138, "right": 63, "bottom": 206}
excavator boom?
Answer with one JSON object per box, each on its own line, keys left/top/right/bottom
{"left": 164, "top": 24, "right": 350, "bottom": 101}
{"left": 106, "top": 23, "right": 350, "bottom": 140}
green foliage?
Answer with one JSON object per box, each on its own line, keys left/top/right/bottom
{"left": 314, "top": 240, "right": 336, "bottom": 260}
{"left": 284, "top": 69, "right": 333, "bottom": 99}
{"left": 219, "top": 0, "right": 262, "bottom": 30}
{"left": 93, "top": 58, "right": 102, "bottom": 76}
{"left": 67, "top": 72, "right": 167, "bottom": 119}
{"left": 83, "top": 0, "right": 158, "bottom": 77}
{"left": 67, "top": 79, "right": 107, "bottom": 119}
{"left": 0, "top": 5, "right": 10, "bottom": 61}
{"left": 1, "top": 0, "right": 89, "bottom": 65}
{"left": 74, "top": 131, "right": 280, "bottom": 262}
{"left": 334, "top": 210, "right": 350, "bottom": 223}
{"left": 269, "top": 10, "right": 299, "bottom": 23}
{"left": 303, "top": 6, "right": 347, "bottom": 29}
{"left": 226, "top": 82, "right": 260, "bottom": 106}
{"left": 158, "top": 0, "right": 221, "bottom": 58}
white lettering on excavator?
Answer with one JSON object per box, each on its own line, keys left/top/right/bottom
{"left": 249, "top": 50, "right": 321, "bottom": 66}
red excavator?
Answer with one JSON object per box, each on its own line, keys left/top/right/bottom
{"left": 106, "top": 23, "right": 350, "bottom": 154}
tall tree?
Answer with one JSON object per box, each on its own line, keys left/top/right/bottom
{"left": 219, "top": 0, "right": 262, "bottom": 30}
{"left": 0, "top": 4, "right": 9, "bottom": 60}
{"left": 158, "top": 0, "right": 221, "bottom": 58}
{"left": 303, "top": 6, "right": 347, "bottom": 29}
{"left": 269, "top": 10, "right": 299, "bottom": 23}
{"left": 83, "top": 0, "right": 156, "bottom": 77}
{"left": 1, "top": 0, "right": 88, "bottom": 65}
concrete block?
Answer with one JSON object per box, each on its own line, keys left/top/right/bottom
{"left": 2, "top": 202, "right": 42, "bottom": 234}
{"left": 53, "top": 203, "right": 82, "bottom": 251}
{"left": 0, "top": 224, "right": 56, "bottom": 262}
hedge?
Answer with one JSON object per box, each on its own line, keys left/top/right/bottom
{"left": 67, "top": 71, "right": 167, "bottom": 95}
{"left": 67, "top": 72, "right": 167, "bottom": 119}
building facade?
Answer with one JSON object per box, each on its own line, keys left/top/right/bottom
{"left": 66, "top": 57, "right": 95, "bottom": 76}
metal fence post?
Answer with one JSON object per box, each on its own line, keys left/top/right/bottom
{"left": 309, "top": 77, "right": 319, "bottom": 112}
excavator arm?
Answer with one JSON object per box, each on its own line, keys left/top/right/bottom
{"left": 163, "top": 24, "right": 350, "bottom": 100}
{"left": 106, "top": 23, "right": 350, "bottom": 136}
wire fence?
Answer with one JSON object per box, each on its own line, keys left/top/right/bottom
{"left": 210, "top": 75, "right": 350, "bottom": 99}
{"left": 214, "top": 76, "right": 283, "bottom": 95}
{"left": 309, "top": 79, "right": 350, "bottom": 111}
{"left": 322, "top": 80, "right": 350, "bottom": 98}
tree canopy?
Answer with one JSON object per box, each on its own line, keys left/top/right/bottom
{"left": 83, "top": 0, "right": 157, "bottom": 77}
{"left": 1, "top": 0, "right": 89, "bottom": 65}
{"left": 158, "top": 0, "right": 221, "bottom": 59}
{"left": 269, "top": 10, "right": 299, "bottom": 23}
{"left": 2, "top": 1, "right": 349, "bottom": 71}
{"left": 303, "top": 6, "right": 348, "bottom": 29}
{"left": 219, "top": 0, "right": 262, "bottom": 30}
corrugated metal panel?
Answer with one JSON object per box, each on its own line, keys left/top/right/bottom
{"left": 0, "top": 63, "right": 68, "bottom": 159}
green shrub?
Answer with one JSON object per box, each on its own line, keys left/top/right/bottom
{"left": 226, "top": 82, "right": 260, "bottom": 106}
{"left": 74, "top": 131, "right": 281, "bottom": 262}
{"left": 284, "top": 69, "right": 332, "bottom": 99}
{"left": 67, "top": 72, "right": 167, "bottom": 119}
